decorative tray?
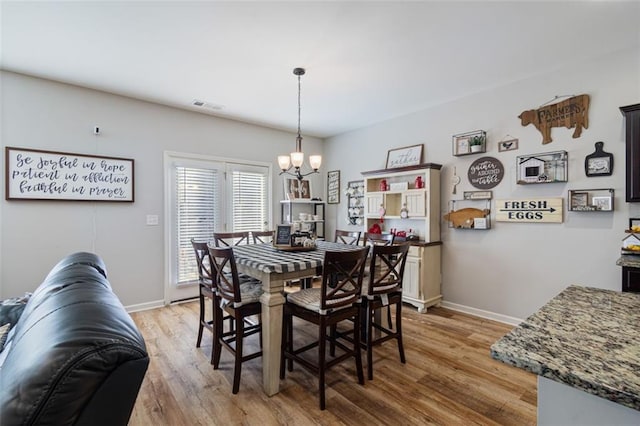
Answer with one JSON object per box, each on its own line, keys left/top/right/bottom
{"left": 274, "top": 246, "right": 317, "bottom": 252}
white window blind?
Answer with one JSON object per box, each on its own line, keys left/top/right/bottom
{"left": 175, "top": 166, "right": 220, "bottom": 284}
{"left": 230, "top": 167, "right": 268, "bottom": 232}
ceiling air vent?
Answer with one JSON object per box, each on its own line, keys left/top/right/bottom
{"left": 192, "top": 99, "right": 223, "bottom": 110}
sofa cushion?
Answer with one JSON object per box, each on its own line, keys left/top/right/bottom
{"left": 0, "top": 322, "right": 10, "bottom": 352}
{"left": 0, "top": 293, "right": 31, "bottom": 331}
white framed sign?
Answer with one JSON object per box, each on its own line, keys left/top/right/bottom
{"left": 5, "top": 147, "right": 134, "bottom": 202}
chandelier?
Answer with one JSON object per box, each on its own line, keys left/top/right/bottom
{"left": 277, "top": 67, "right": 321, "bottom": 181}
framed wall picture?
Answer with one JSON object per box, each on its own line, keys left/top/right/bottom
{"left": 5, "top": 146, "right": 134, "bottom": 201}
{"left": 585, "top": 141, "right": 613, "bottom": 177}
{"left": 284, "top": 178, "right": 299, "bottom": 200}
{"left": 629, "top": 218, "right": 640, "bottom": 231}
{"left": 498, "top": 138, "right": 519, "bottom": 152}
{"left": 327, "top": 170, "right": 340, "bottom": 204}
{"left": 570, "top": 192, "right": 588, "bottom": 209}
{"left": 284, "top": 178, "right": 312, "bottom": 199}
{"left": 592, "top": 196, "right": 612, "bottom": 211}
{"left": 385, "top": 144, "right": 423, "bottom": 168}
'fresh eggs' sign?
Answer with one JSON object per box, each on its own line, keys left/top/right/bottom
{"left": 495, "top": 198, "right": 563, "bottom": 223}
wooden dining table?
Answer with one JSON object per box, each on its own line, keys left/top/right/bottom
{"left": 231, "top": 240, "right": 363, "bottom": 396}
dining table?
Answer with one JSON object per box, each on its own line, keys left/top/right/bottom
{"left": 231, "top": 240, "right": 363, "bottom": 396}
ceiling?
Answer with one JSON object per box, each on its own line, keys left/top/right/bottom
{"left": 1, "top": 1, "right": 639, "bottom": 138}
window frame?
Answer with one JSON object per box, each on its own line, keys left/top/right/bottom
{"left": 164, "top": 151, "right": 272, "bottom": 304}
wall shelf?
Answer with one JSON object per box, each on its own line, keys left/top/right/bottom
{"left": 568, "top": 188, "right": 614, "bottom": 212}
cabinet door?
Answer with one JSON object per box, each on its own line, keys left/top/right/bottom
{"left": 622, "top": 266, "right": 640, "bottom": 293}
{"left": 404, "top": 255, "right": 421, "bottom": 299}
{"left": 621, "top": 104, "right": 640, "bottom": 202}
{"left": 405, "top": 191, "right": 426, "bottom": 217}
{"left": 365, "top": 194, "right": 384, "bottom": 216}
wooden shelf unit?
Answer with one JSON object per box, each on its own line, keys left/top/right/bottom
{"left": 361, "top": 163, "right": 442, "bottom": 313}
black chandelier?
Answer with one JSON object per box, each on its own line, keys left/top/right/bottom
{"left": 277, "top": 67, "right": 321, "bottom": 181}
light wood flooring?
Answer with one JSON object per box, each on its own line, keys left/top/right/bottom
{"left": 129, "top": 300, "right": 536, "bottom": 425}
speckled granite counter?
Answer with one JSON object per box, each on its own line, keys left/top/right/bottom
{"left": 491, "top": 285, "right": 640, "bottom": 412}
{"left": 617, "top": 254, "right": 640, "bottom": 269}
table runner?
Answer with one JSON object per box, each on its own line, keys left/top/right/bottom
{"left": 232, "top": 241, "right": 362, "bottom": 275}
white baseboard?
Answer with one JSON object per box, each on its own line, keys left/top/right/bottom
{"left": 440, "top": 301, "right": 523, "bottom": 326}
{"left": 125, "top": 299, "right": 165, "bottom": 313}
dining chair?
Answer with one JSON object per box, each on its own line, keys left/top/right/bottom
{"left": 361, "top": 243, "right": 410, "bottom": 380}
{"left": 191, "top": 239, "right": 234, "bottom": 364}
{"left": 362, "top": 232, "right": 395, "bottom": 247}
{"left": 251, "top": 230, "right": 274, "bottom": 244}
{"left": 208, "top": 245, "right": 263, "bottom": 394}
{"left": 280, "top": 247, "right": 369, "bottom": 410}
{"left": 334, "top": 229, "right": 361, "bottom": 245}
{"left": 212, "top": 231, "right": 250, "bottom": 247}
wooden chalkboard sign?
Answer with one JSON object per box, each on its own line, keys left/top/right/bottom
{"left": 275, "top": 225, "right": 292, "bottom": 247}
{"left": 5, "top": 147, "right": 134, "bottom": 201}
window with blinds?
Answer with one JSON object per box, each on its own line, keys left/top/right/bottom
{"left": 230, "top": 169, "right": 268, "bottom": 232}
{"left": 175, "top": 166, "right": 220, "bottom": 284}
{"left": 172, "top": 161, "right": 270, "bottom": 288}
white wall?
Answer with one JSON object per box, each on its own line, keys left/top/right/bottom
{"left": 324, "top": 47, "right": 640, "bottom": 320}
{"left": 0, "top": 71, "right": 323, "bottom": 307}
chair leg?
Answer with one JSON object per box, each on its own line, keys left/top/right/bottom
{"left": 280, "top": 310, "right": 288, "bottom": 379}
{"left": 212, "top": 304, "right": 223, "bottom": 368}
{"left": 318, "top": 319, "right": 327, "bottom": 410}
{"left": 286, "top": 312, "right": 294, "bottom": 372}
{"left": 329, "top": 324, "right": 336, "bottom": 357}
{"left": 366, "top": 304, "right": 374, "bottom": 381}
{"left": 353, "top": 311, "right": 364, "bottom": 385}
{"left": 396, "top": 300, "right": 406, "bottom": 364}
{"left": 232, "top": 316, "right": 245, "bottom": 394}
{"left": 197, "top": 293, "right": 205, "bottom": 348}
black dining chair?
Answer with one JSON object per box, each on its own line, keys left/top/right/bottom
{"left": 208, "top": 245, "right": 263, "bottom": 394}
{"left": 361, "top": 243, "right": 410, "bottom": 380}
{"left": 334, "top": 229, "right": 361, "bottom": 245}
{"left": 362, "top": 232, "right": 395, "bottom": 247}
{"left": 191, "top": 239, "right": 234, "bottom": 363}
{"left": 280, "top": 247, "right": 369, "bottom": 410}
{"left": 213, "top": 231, "right": 250, "bottom": 247}
{"left": 251, "top": 230, "right": 274, "bottom": 244}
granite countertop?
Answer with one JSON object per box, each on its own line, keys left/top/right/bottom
{"left": 491, "top": 285, "right": 640, "bottom": 411}
{"left": 617, "top": 254, "right": 640, "bottom": 268}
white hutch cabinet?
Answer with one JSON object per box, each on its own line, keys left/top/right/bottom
{"left": 362, "top": 164, "right": 442, "bottom": 313}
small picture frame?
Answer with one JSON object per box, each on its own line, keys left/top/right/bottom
{"left": 463, "top": 190, "right": 493, "bottom": 200}
{"left": 454, "top": 137, "right": 470, "bottom": 156}
{"left": 585, "top": 141, "right": 613, "bottom": 177}
{"left": 327, "top": 170, "right": 340, "bottom": 204}
{"left": 498, "top": 138, "right": 519, "bottom": 152}
{"left": 284, "top": 178, "right": 299, "bottom": 199}
{"left": 385, "top": 144, "right": 423, "bottom": 169}
{"left": 629, "top": 218, "right": 640, "bottom": 230}
{"left": 592, "top": 196, "right": 612, "bottom": 211}
{"left": 274, "top": 224, "right": 292, "bottom": 247}
{"left": 570, "top": 192, "right": 588, "bottom": 209}
{"left": 284, "top": 178, "right": 312, "bottom": 199}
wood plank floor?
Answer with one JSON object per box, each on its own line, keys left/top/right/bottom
{"left": 129, "top": 301, "right": 536, "bottom": 425}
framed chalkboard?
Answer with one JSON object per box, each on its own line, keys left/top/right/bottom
{"left": 274, "top": 224, "right": 292, "bottom": 247}
{"left": 327, "top": 170, "right": 340, "bottom": 204}
{"left": 5, "top": 147, "right": 134, "bottom": 201}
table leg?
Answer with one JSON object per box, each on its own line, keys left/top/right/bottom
{"left": 259, "top": 274, "right": 286, "bottom": 396}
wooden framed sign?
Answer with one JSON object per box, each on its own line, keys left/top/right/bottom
{"left": 5, "top": 147, "right": 134, "bottom": 201}
{"left": 386, "top": 144, "right": 423, "bottom": 169}
{"left": 495, "top": 198, "right": 563, "bottom": 223}
{"left": 327, "top": 170, "right": 340, "bottom": 204}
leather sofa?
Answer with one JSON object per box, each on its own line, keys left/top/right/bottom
{"left": 0, "top": 252, "right": 149, "bottom": 425}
